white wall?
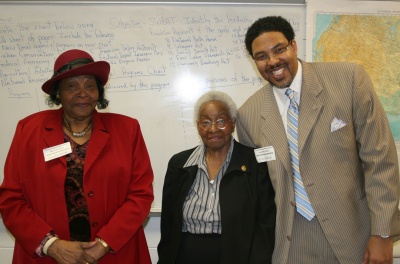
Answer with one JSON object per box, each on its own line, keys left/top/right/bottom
{"left": 144, "top": 217, "right": 161, "bottom": 263}
{"left": 0, "top": 216, "right": 400, "bottom": 263}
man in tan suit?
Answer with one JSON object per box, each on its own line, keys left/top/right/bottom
{"left": 237, "top": 16, "right": 400, "bottom": 264}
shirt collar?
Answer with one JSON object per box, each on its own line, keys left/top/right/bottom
{"left": 273, "top": 60, "right": 302, "bottom": 104}
{"left": 184, "top": 137, "right": 234, "bottom": 168}
{"left": 290, "top": 60, "right": 302, "bottom": 95}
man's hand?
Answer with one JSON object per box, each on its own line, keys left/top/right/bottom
{"left": 362, "top": 236, "right": 393, "bottom": 264}
{"left": 47, "top": 239, "right": 98, "bottom": 264}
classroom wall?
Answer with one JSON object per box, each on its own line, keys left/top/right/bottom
{"left": 0, "top": 3, "right": 306, "bottom": 211}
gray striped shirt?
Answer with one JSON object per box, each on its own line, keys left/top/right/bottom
{"left": 181, "top": 137, "right": 234, "bottom": 234}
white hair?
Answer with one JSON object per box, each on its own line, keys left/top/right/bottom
{"left": 193, "top": 91, "right": 237, "bottom": 122}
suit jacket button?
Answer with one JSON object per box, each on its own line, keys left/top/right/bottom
{"left": 92, "top": 222, "right": 98, "bottom": 227}
{"left": 290, "top": 201, "right": 295, "bottom": 207}
{"left": 241, "top": 165, "right": 247, "bottom": 171}
{"left": 88, "top": 191, "right": 94, "bottom": 197}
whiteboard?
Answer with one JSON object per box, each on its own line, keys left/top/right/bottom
{"left": 0, "top": 3, "right": 306, "bottom": 211}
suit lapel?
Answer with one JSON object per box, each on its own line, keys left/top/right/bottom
{"left": 178, "top": 166, "right": 197, "bottom": 192}
{"left": 260, "top": 85, "right": 293, "bottom": 176}
{"left": 43, "top": 108, "right": 67, "bottom": 167}
{"left": 298, "top": 62, "right": 323, "bottom": 156}
{"left": 257, "top": 61, "right": 324, "bottom": 178}
{"left": 84, "top": 110, "right": 109, "bottom": 174}
{"left": 43, "top": 109, "right": 110, "bottom": 171}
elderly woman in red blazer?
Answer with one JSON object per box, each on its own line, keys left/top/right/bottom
{"left": 0, "top": 49, "right": 154, "bottom": 264}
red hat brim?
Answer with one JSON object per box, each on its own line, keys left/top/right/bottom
{"left": 41, "top": 61, "right": 110, "bottom": 94}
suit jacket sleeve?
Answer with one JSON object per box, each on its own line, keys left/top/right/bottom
{"left": 352, "top": 64, "right": 400, "bottom": 236}
{"left": 0, "top": 120, "right": 54, "bottom": 256}
{"left": 249, "top": 159, "right": 276, "bottom": 263}
{"left": 157, "top": 149, "right": 195, "bottom": 264}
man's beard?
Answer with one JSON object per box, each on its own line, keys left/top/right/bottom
{"left": 269, "top": 74, "right": 294, "bottom": 89}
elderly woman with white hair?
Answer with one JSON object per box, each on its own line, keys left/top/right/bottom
{"left": 157, "top": 91, "right": 276, "bottom": 264}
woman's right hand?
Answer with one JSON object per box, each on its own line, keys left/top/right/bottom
{"left": 47, "top": 239, "right": 98, "bottom": 264}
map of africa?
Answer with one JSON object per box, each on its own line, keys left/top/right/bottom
{"left": 312, "top": 14, "right": 400, "bottom": 141}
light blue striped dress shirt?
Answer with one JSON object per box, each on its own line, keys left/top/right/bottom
{"left": 181, "top": 137, "right": 234, "bottom": 234}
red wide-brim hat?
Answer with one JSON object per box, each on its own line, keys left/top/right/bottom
{"left": 42, "top": 49, "right": 110, "bottom": 94}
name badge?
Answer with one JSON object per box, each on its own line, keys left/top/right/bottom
{"left": 43, "top": 142, "right": 72, "bottom": 162}
{"left": 254, "top": 146, "right": 276, "bottom": 163}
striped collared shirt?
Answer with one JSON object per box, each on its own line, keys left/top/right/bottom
{"left": 181, "top": 137, "right": 234, "bottom": 234}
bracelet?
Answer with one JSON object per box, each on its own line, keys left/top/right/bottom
{"left": 43, "top": 237, "right": 59, "bottom": 255}
{"left": 96, "top": 237, "right": 110, "bottom": 252}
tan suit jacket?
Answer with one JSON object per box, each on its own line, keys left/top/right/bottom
{"left": 237, "top": 60, "right": 400, "bottom": 264}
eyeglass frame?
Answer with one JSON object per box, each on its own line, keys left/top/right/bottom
{"left": 253, "top": 41, "right": 292, "bottom": 63}
{"left": 197, "top": 118, "right": 232, "bottom": 131}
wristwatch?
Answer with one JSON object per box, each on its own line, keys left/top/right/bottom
{"left": 96, "top": 237, "right": 110, "bottom": 252}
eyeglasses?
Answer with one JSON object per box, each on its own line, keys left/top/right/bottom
{"left": 198, "top": 119, "right": 230, "bottom": 130}
{"left": 253, "top": 42, "right": 291, "bottom": 63}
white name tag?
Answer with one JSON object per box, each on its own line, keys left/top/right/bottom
{"left": 43, "top": 142, "right": 72, "bottom": 162}
{"left": 254, "top": 146, "right": 276, "bottom": 163}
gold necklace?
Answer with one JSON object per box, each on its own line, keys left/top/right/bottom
{"left": 63, "top": 114, "right": 93, "bottom": 138}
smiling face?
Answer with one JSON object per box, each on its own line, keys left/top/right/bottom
{"left": 58, "top": 75, "right": 99, "bottom": 122}
{"left": 197, "top": 101, "right": 235, "bottom": 152}
{"left": 252, "top": 31, "right": 299, "bottom": 89}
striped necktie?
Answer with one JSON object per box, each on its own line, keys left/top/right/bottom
{"left": 285, "top": 88, "right": 315, "bottom": 221}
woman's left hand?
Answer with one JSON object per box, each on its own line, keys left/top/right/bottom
{"left": 82, "top": 240, "right": 108, "bottom": 261}
{"left": 47, "top": 239, "right": 98, "bottom": 264}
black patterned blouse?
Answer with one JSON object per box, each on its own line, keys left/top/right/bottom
{"left": 64, "top": 134, "right": 91, "bottom": 242}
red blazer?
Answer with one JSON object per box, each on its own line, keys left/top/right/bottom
{"left": 0, "top": 108, "right": 154, "bottom": 264}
